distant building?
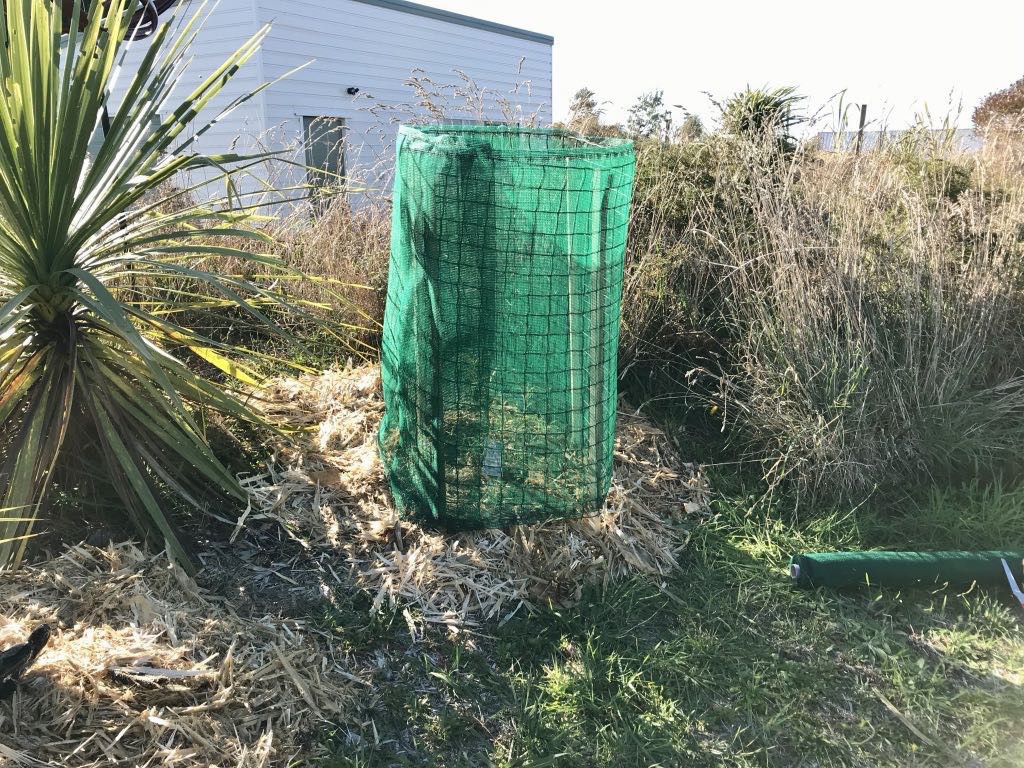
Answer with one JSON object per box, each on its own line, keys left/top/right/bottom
{"left": 816, "top": 128, "right": 983, "bottom": 153}
{"left": 107, "top": 0, "right": 554, "bottom": 206}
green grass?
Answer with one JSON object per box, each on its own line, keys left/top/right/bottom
{"left": 860, "top": 480, "right": 1024, "bottom": 550}
{"left": 318, "top": 474, "right": 1024, "bottom": 767}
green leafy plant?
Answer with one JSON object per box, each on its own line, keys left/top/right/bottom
{"left": 719, "top": 85, "right": 805, "bottom": 152}
{"left": 626, "top": 90, "right": 672, "bottom": 141}
{"left": 0, "top": 0, "right": 307, "bottom": 570}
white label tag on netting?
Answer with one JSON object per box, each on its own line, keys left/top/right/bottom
{"left": 482, "top": 440, "right": 503, "bottom": 478}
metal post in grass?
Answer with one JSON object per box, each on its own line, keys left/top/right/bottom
{"left": 855, "top": 104, "right": 868, "bottom": 155}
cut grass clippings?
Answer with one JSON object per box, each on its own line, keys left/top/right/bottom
{"left": 0, "top": 543, "right": 357, "bottom": 766}
{"left": 0, "top": 363, "right": 708, "bottom": 765}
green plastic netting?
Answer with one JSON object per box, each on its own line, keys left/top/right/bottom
{"left": 379, "top": 124, "right": 636, "bottom": 531}
{"left": 790, "top": 551, "right": 1024, "bottom": 589}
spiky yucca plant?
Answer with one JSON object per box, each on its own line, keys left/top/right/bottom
{"left": 0, "top": 0, "right": 305, "bottom": 570}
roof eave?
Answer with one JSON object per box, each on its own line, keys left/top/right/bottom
{"left": 350, "top": 0, "right": 553, "bottom": 45}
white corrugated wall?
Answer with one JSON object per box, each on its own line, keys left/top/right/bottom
{"left": 105, "top": 0, "right": 268, "bottom": 205}
{"left": 256, "top": 0, "right": 553, "bottom": 201}
{"left": 105, "top": 0, "right": 553, "bottom": 208}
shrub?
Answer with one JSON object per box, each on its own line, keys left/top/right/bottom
{"left": 675, "top": 114, "right": 704, "bottom": 143}
{"left": 719, "top": 86, "right": 805, "bottom": 153}
{"left": 626, "top": 90, "right": 673, "bottom": 141}
{"left": 887, "top": 131, "right": 975, "bottom": 202}
{"left": 620, "top": 138, "right": 723, "bottom": 372}
{"left": 973, "top": 75, "right": 1024, "bottom": 131}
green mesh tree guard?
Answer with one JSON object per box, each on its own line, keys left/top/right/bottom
{"left": 379, "top": 125, "right": 636, "bottom": 531}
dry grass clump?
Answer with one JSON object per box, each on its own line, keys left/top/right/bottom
{"left": 0, "top": 543, "right": 356, "bottom": 766}
{"left": 246, "top": 364, "right": 709, "bottom": 630}
{"left": 625, "top": 128, "right": 1024, "bottom": 502}
{"left": 135, "top": 188, "right": 390, "bottom": 359}
{"left": 270, "top": 198, "right": 390, "bottom": 333}
{"left": 717, "top": 136, "right": 1024, "bottom": 498}
{"left": 222, "top": 198, "right": 390, "bottom": 355}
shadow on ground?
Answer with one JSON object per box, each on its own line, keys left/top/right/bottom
{"left": 318, "top": 485, "right": 1024, "bottom": 768}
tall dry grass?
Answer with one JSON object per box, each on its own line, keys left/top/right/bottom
{"left": 626, "top": 127, "right": 1024, "bottom": 500}
{"left": 270, "top": 198, "right": 390, "bottom": 341}
{"left": 141, "top": 190, "right": 390, "bottom": 362}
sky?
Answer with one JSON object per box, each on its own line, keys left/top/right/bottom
{"left": 426, "top": 0, "right": 1024, "bottom": 134}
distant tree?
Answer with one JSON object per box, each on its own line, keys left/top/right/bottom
{"left": 567, "top": 86, "right": 602, "bottom": 132}
{"left": 564, "top": 86, "right": 624, "bottom": 136}
{"left": 720, "top": 86, "right": 804, "bottom": 152}
{"left": 675, "top": 113, "right": 704, "bottom": 142}
{"left": 569, "top": 87, "right": 599, "bottom": 120}
{"left": 627, "top": 90, "right": 672, "bottom": 141}
{"left": 973, "top": 76, "right": 1024, "bottom": 131}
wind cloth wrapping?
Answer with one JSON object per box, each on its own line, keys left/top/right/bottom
{"left": 379, "top": 125, "right": 635, "bottom": 531}
{"left": 790, "top": 551, "right": 1024, "bottom": 589}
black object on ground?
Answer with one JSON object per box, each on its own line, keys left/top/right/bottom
{"left": 0, "top": 624, "right": 51, "bottom": 700}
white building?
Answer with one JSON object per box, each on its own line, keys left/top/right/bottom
{"left": 107, "top": 0, "right": 554, "bottom": 205}
{"left": 817, "top": 128, "right": 982, "bottom": 153}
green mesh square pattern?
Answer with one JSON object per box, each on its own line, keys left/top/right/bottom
{"left": 379, "top": 125, "right": 636, "bottom": 531}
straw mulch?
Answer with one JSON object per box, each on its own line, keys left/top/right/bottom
{"left": 247, "top": 364, "right": 709, "bottom": 633}
{"left": 0, "top": 364, "right": 708, "bottom": 765}
{"left": 0, "top": 543, "right": 357, "bottom": 766}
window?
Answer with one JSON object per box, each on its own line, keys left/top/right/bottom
{"left": 303, "top": 116, "right": 346, "bottom": 214}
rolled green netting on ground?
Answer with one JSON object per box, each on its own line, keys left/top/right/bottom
{"left": 379, "top": 125, "right": 636, "bottom": 531}
{"left": 790, "top": 551, "right": 1024, "bottom": 589}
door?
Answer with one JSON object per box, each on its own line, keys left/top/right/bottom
{"left": 303, "top": 116, "right": 346, "bottom": 214}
